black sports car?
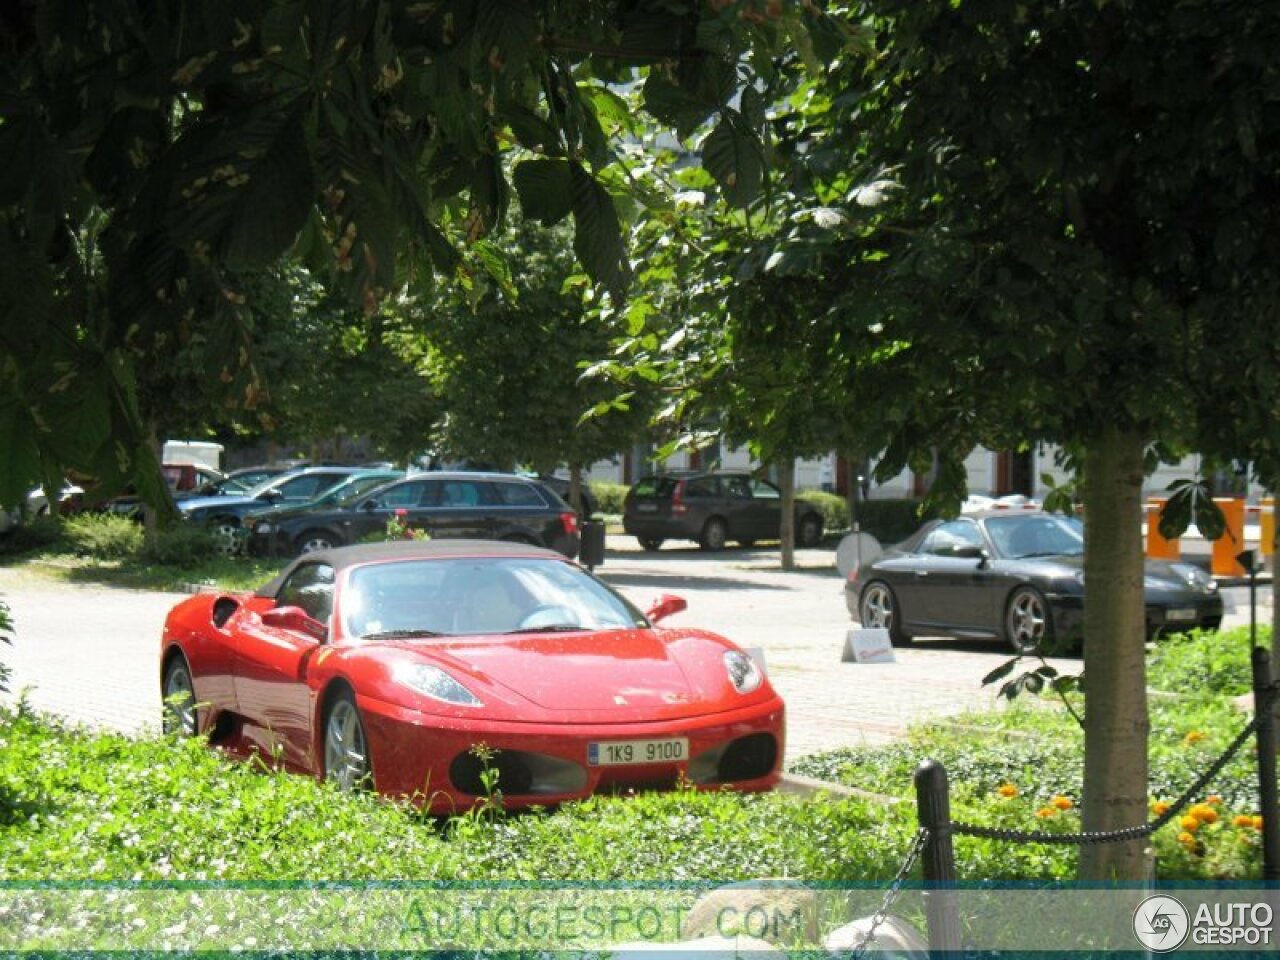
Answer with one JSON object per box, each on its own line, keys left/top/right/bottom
{"left": 846, "top": 511, "right": 1223, "bottom": 653}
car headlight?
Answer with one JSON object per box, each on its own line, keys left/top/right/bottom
{"left": 397, "top": 664, "right": 483, "bottom": 707}
{"left": 724, "top": 650, "right": 762, "bottom": 694}
{"left": 1171, "top": 562, "right": 1217, "bottom": 592}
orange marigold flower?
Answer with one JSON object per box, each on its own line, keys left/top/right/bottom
{"left": 1052, "top": 795, "right": 1074, "bottom": 811}
{"left": 1233, "top": 814, "right": 1255, "bottom": 828}
{"left": 1177, "top": 831, "right": 1196, "bottom": 846}
{"left": 1179, "top": 815, "right": 1200, "bottom": 833}
{"left": 997, "top": 784, "right": 1018, "bottom": 798}
{"left": 1190, "top": 804, "right": 1218, "bottom": 824}
{"left": 1036, "top": 807, "right": 1057, "bottom": 819}
{"left": 1183, "top": 730, "right": 1205, "bottom": 746}
{"left": 1151, "top": 800, "right": 1171, "bottom": 816}
{"left": 1206, "top": 795, "right": 1222, "bottom": 805}
{"left": 1253, "top": 815, "right": 1265, "bottom": 830}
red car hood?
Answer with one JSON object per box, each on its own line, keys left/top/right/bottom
{"left": 380, "top": 628, "right": 728, "bottom": 722}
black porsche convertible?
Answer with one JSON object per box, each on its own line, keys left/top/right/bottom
{"left": 846, "top": 510, "right": 1223, "bottom": 653}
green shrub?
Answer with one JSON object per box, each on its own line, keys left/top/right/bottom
{"left": 797, "top": 489, "right": 848, "bottom": 531}
{"left": 0, "top": 600, "right": 11, "bottom": 695}
{"left": 1147, "top": 625, "right": 1262, "bottom": 697}
{"left": 139, "top": 524, "right": 220, "bottom": 568}
{"left": 0, "top": 515, "right": 66, "bottom": 555}
{"left": 61, "top": 512, "right": 143, "bottom": 561}
{"left": 852, "top": 498, "right": 938, "bottom": 544}
{"left": 588, "top": 481, "right": 629, "bottom": 515}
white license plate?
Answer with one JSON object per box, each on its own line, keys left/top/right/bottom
{"left": 1166, "top": 607, "right": 1197, "bottom": 621}
{"left": 588, "top": 738, "right": 688, "bottom": 766}
{"left": 636, "top": 502, "right": 658, "bottom": 512}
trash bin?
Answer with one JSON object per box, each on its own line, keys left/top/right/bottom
{"left": 579, "top": 519, "right": 606, "bottom": 570}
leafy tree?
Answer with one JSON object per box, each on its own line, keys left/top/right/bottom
{"left": 426, "top": 217, "right": 655, "bottom": 507}
{"left": 0, "top": 0, "right": 850, "bottom": 511}
{"left": 801, "top": 0, "right": 1280, "bottom": 879}
{"left": 0, "top": 599, "right": 10, "bottom": 694}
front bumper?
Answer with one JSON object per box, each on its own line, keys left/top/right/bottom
{"left": 356, "top": 694, "right": 786, "bottom": 813}
{"left": 1045, "top": 592, "right": 1224, "bottom": 639}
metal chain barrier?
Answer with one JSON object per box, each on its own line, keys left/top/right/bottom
{"left": 847, "top": 826, "right": 930, "bottom": 960}
{"left": 951, "top": 678, "right": 1279, "bottom": 846}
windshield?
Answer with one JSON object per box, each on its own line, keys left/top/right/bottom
{"left": 321, "top": 475, "right": 399, "bottom": 507}
{"left": 343, "top": 557, "right": 648, "bottom": 639}
{"left": 986, "top": 514, "right": 1084, "bottom": 559}
{"left": 243, "top": 473, "right": 295, "bottom": 498}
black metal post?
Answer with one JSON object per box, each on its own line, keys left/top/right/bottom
{"left": 914, "top": 760, "right": 962, "bottom": 954}
{"left": 1253, "top": 647, "right": 1279, "bottom": 882}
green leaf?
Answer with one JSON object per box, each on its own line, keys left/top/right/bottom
{"left": 702, "top": 113, "right": 764, "bottom": 208}
{"left": 569, "top": 163, "right": 629, "bottom": 296}
{"left": 642, "top": 74, "right": 717, "bottom": 140}
{"left": 514, "top": 158, "right": 572, "bottom": 226}
{"left": 1159, "top": 478, "right": 1225, "bottom": 540}
{"left": 223, "top": 115, "right": 316, "bottom": 266}
{"left": 474, "top": 0, "right": 539, "bottom": 73}
{"left": 502, "top": 106, "right": 563, "bottom": 155}
{"left": 982, "top": 659, "right": 1019, "bottom": 687}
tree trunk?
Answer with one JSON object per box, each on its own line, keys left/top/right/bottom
{"left": 143, "top": 419, "right": 178, "bottom": 539}
{"left": 779, "top": 459, "right": 796, "bottom": 571}
{"left": 1079, "top": 426, "right": 1150, "bottom": 880}
{"left": 569, "top": 463, "right": 584, "bottom": 516}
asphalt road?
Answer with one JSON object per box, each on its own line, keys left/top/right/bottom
{"left": 0, "top": 538, "right": 1267, "bottom": 764}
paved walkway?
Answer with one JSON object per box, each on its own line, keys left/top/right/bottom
{"left": 0, "top": 541, "right": 1267, "bottom": 764}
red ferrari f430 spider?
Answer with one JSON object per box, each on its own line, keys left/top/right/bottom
{"left": 160, "top": 540, "right": 784, "bottom": 811}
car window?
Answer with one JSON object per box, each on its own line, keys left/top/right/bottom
{"left": 328, "top": 475, "right": 398, "bottom": 506}
{"left": 631, "top": 477, "right": 677, "bottom": 499}
{"left": 987, "top": 514, "right": 1084, "bottom": 558}
{"left": 372, "top": 480, "right": 430, "bottom": 508}
{"left": 684, "top": 476, "right": 719, "bottom": 498}
{"left": 920, "top": 519, "right": 983, "bottom": 555}
{"left": 439, "top": 480, "right": 484, "bottom": 507}
{"left": 275, "top": 474, "right": 329, "bottom": 499}
{"left": 344, "top": 557, "right": 645, "bottom": 638}
{"left": 277, "top": 563, "right": 335, "bottom": 625}
{"left": 494, "top": 481, "right": 543, "bottom": 507}
{"left": 724, "top": 476, "right": 753, "bottom": 500}
{"left": 750, "top": 479, "right": 781, "bottom": 500}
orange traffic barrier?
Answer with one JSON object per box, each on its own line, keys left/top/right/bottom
{"left": 1262, "top": 497, "right": 1275, "bottom": 558}
{"left": 1210, "top": 497, "right": 1246, "bottom": 577}
{"left": 1145, "top": 500, "right": 1180, "bottom": 560}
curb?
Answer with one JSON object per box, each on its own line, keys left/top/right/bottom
{"left": 778, "top": 772, "right": 901, "bottom": 805}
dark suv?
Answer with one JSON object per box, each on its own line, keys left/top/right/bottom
{"left": 622, "top": 470, "right": 825, "bottom": 551}
{"left": 244, "top": 471, "right": 581, "bottom": 558}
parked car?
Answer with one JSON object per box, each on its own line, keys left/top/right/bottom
{"left": 159, "top": 540, "right": 785, "bottom": 810}
{"left": 537, "top": 474, "right": 598, "bottom": 517}
{"left": 846, "top": 510, "right": 1224, "bottom": 653}
{"left": 179, "top": 466, "right": 365, "bottom": 553}
{"left": 622, "top": 470, "right": 825, "bottom": 551}
{"left": 187, "top": 464, "right": 295, "bottom": 499}
{"left": 239, "top": 469, "right": 403, "bottom": 550}
{"left": 243, "top": 471, "right": 581, "bottom": 558}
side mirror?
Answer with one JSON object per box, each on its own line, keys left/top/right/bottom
{"left": 261, "top": 605, "right": 325, "bottom": 640}
{"left": 645, "top": 593, "right": 688, "bottom": 625}
{"left": 951, "top": 545, "right": 985, "bottom": 559}
{"left": 260, "top": 488, "right": 283, "bottom": 501}
{"left": 360, "top": 499, "right": 379, "bottom": 512}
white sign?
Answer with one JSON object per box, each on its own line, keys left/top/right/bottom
{"left": 842, "top": 628, "right": 896, "bottom": 664}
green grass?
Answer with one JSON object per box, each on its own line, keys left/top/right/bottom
{"left": 9, "top": 551, "right": 283, "bottom": 592}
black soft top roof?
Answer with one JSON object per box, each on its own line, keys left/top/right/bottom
{"left": 255, "top": 539, "right": 563, "bottom": 597}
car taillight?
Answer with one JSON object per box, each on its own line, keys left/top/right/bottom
{"left": 672, "top": 480, "right": 687, "bottom": 515}
{"left": 560, "top": 511, "right": 579, "bottom": 534}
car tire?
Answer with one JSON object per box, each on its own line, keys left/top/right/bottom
{"left": 210, "top": 518, "right": 242, "bottom": 557}
{"left": 699, "top": 517, "right": 728, "bottom": 552}
{"left": 297, "top": 529, "right": 338, "bottom": 555}
{"left": 858, "top": 581, "right": 910, "bottom": 646}
{"left": 161, "top": 654, "right": 198, "bottom": 737}
{"left": 638, "top": 537, "right": 664, "bottom": 551}
{"left": 1005, "top": 585, "right": 1052, "bottom": 654}
{"left": 797, "top": 514, "right": 824, "bottom": 548}
{"left": 323, "top": 690, "right": 372, "bottom": 792}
